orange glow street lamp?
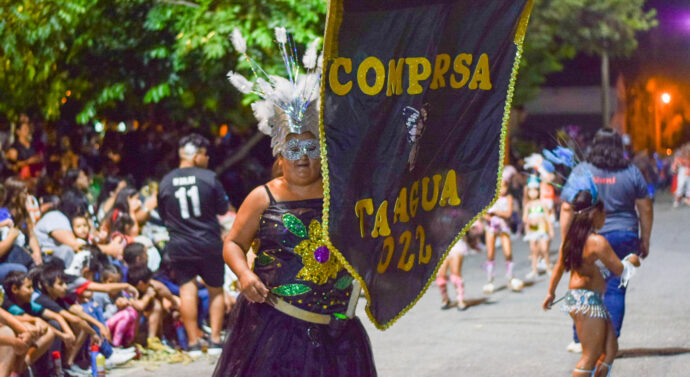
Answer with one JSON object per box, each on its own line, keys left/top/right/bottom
{"left": 655, "top": 92, "right": 671, "bottom": 153}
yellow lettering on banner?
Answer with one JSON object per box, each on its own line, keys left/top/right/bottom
{"left": 450, "top": 53, "right": 472, "bottom": 89}
{"left": 393, "top": 187, "right": 410, "bottom": 223}
{"left": 378, "top": 236, "right": 395, "bottom": 274}
{"left": 329, "top": 58, "right": 353, "bottom": 96}
{"left": 469, "top": 53, "right": 492, "bottom": 90}
{"left": 354, "top": 198, "right": 374, "bottom": 238}
{"left": 371, "top": 201, "right": 391, "bottom": 238}
{"left": 421, "top": 174, "right": 443, "bottom": 212}
{"left": 396, "top": 231, "right": 414, "bottom": 271}
{"left": 439, "top": 169, "right": 462, "bottom": 207}
{"left": 430, "top": 54, "right": 451, "bottom": 89}
{"left": 416, "top": 225, "right": 432, "bottom": 264}
{"left": 409, "top": 181, "right": 420, "bottom": 218}
{"left": 405, "top": 57, "right": 432, "bottom": 95}
{"left": 357, "top": 57, "right": 386, "bottom": 95}
{"left": 386, "top": 58, "right": 405, "bottom": 96}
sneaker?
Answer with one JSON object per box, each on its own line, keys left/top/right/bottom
{"left": 440, "top": 301, "right": 453, "bottom": 310}
{"left": 207, "top": 340, "right": 224, "bottom": 356}
{"left": 525, "top": 271, "right": 538, "bottom": 281}
{"left": 65, "top": 364, "right": 90, "bottom": 377}
{"left": 482, "top": 282, "right": 495, "bottom": 294}
{"left": 105, "top": 351, "right": 136, "bottom": 369}
{"left": 508, "top": 278, "right": 524, "bottom": 292}
{"left": 186, "top": 342, "right": 203, "bottom": 358}
{"left": 457, "top": 301, "right": 468, "bottom": 311}
{"left": 537, "top": 258, "right": 547, "bottom": 273}
{"left": 566, "top": 341, "right": 583, "bottom": 353}
{"left": 114, "top": 346, "right": 136, "bottom": 354}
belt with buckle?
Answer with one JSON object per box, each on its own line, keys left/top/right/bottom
{"left": 265, "top": 280, "right": 362, "bottom": 325}
{"left": 267, "top": 294, "right": 332, "bottom": 325}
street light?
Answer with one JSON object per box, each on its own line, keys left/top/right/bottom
{"left": 661, "top": 92, "right": 671, "bottom": 104}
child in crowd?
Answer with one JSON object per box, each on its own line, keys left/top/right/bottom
{"left": 523, "top": 176, "right": 555, "bottom": 280}
{"left": 71, "top": 214, "right": 92, "bottom": 247}
{"left": 92, "top": 265, "right": 128, "bottom": 321}
{"left": 0, "top": 304, "right": 39, "bottom": 377}
{"left": 118, "top": 264, "right": 178, "bottom": 350}
{"left": 543, "top": 190, "right": 640, "bottom": 377}
{"left": 109, "top": 214, "right": 137, "bottom": 247}
{"left": 436, "top": 235, "right": 469, "bottom": 310}
{"left": 483, "top": 177, "right": 523, "bottom": 293}
{"left": 2, "top": 271, "right": 78, "bottom": 376}
{"left": 101, "top": 264, "right": 139, "bottom": 348}
{"left": 30, "top": 266, "right": 103, "bottom": 374}
{"left": 122, "top": 244, "right": 179, "bottom": 312}
{"left": 0, "top": 280, "right": 55, "bottom": 377}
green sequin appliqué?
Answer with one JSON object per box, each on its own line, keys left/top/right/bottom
{"left": 272, "top": 284, "right": 312, "bottom": 296}
{"left": 282, "top": 213, "right": 308, "bottom": 238}
{"left": 255, "top": 252, "right": 275, "bottom": 266}
{"left": 334, "top": 275, "right": 354, "bottom": 290}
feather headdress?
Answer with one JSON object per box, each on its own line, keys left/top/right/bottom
{"left": 227, "top": 28, "right": 322, "bottom": 156}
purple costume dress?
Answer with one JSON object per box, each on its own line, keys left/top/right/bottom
{"left": 213, "top": 190, "right": 376, "bottom": 377}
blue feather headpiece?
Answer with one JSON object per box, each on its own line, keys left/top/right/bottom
{"left": 561, "top": 166, "right": 599, "bottom": 211}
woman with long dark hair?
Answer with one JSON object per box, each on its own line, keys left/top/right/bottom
{"left": 558, "top": 128, "right": 653, "bottom": 353}
{"left": 544, "top": 190, "right": 640, "bottom": 377}
{"left": 100, "top": 187, "right": 141, "bottom": 238}
{"left": 0, "top": 177, "right": 42, "bottom": 266}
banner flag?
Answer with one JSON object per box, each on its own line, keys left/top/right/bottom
{"left": 319, "top": 0, "right": 533, "bottom": 328}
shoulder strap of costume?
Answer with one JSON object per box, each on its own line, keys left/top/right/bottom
{"left": 263, "top": 184, "right": 277, "bottom": 204}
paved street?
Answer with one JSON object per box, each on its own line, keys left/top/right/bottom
{"left": 116, "top": 195, "right": 690, "bottom": 376}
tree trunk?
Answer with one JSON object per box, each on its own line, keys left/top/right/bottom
{"left": 214, "top": 131, "right": 267, "bottom": 175}
{"left": 601, "top": 52, "right": 610, "bottom": 128}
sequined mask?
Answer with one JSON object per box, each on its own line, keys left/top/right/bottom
{"left": 281, "top": 138, "right": 320, "bottom": 161}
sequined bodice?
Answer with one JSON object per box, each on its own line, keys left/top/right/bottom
{"left": 254, "top": 199, "right": 353, "bottom": 315}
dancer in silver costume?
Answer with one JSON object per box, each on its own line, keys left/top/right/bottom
{"left": 543, "top": 174, "right": 640, "bottom": 377}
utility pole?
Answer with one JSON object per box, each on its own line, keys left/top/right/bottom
{"left": 601, "top": 52, "right": 610, "bottom": 128}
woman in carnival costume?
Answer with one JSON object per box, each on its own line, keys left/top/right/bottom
{"left": 543, "top": 170, "right": 640, "bottom": 377}
{"left": 482, "top": 172, "right": 523, "bottom": 293}
{"left": 436, "top": 235, "right": 469, "bottom": 311}
{"left": 213, "top": 28, "right": 376, "bottom": 377}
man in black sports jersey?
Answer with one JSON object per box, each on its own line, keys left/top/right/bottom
{"left": 158, "top": 134, "right": 230, "bottom": 352}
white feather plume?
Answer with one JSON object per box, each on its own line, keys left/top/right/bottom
{"left": 275, "top": 27, "right": 287, "bottom": 44}
{"left": 231, "top": 28, "right": 246, "bottom": 54}
{"left": 251, "top": 101, "right": 275, "bottom": 135}
{"left": 256, "top": 78, "right": 275, "bottom": 99}
{"left": 317, "top": 52, "right": 324, "bottom": 70}
{"left": 270, "top": 75, "right": 296, "bottom": 102}
{"left": 296, "top": 74, "right": 320, "bottom": 102}
{"left": 227, "top": 71, "right": 253, "bottom": 94}
{"left": 302, "top": 38, "right": 320, "bottom": 69}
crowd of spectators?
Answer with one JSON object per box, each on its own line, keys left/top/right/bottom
{"left": 0, "top": 115, "right": 260, "bottom": 377}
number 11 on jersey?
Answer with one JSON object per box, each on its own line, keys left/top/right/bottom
{"left": 175, "top": 185, "right": 201, "bottom": 219}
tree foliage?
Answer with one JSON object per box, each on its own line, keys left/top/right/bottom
{"left": 513, "top": 0, "right": 656, "bottom": 106}
{"left": 1, "top": 0, "right": 326, "bottom": 128}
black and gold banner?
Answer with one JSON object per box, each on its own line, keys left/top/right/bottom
{"left": 319, "top": 0, "right": 533, "bottom": 328}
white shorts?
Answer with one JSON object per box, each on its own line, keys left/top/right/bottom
{"left": 448, "top": 239, "right": 469, "bottom": 257}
